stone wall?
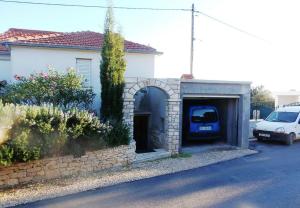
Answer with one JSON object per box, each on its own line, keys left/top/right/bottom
{"left": 123, "top": 78, "right": 181, "bottom": 154}
{"left": 0, "top": 142, "right": 136, "bottom": 188}
{"left": 166, "top": 99, "right": 181, "bottom": 154}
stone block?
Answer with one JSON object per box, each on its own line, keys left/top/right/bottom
{"left": 16, "top": 163, "right": 33, "bottom": 170}
{"left": 19, "top": 176, "right": 33, "bottom": 183}
{"left": 27, "top": 167, "right": 42, "bottom": 173}
{"left": 155, "top": 80, "right": 162, "bottom": 87}
{"left": 0, "top": 174, "right": 9, "bottom": 181}
{"left": 133, "top": 84, "right": 140, "bottom": 91}
{"left": 170, "top": 93, "right": 179, "bottom": 99}
{"left": 6, "top": 178, "right": 18, "bottom": 186}
{"left": 59, "top": 162, "right": 68, "bottom": 168}
{"left": 37, "top": 170, "right": 45, "bottom": 176}
{"left": 0, "top": 169, "right": 13, "bottom": 176}
{"left": 45, "top": 160, "right": 57, "bottom": 168}
{"left": 69, "top": 162, "right": 80, "bottom": 168}
{"left": 10, "top": 171, "right": 26, "bottom": 179}
{"left": 45, "top": 169, "right": 60, "bottom": 179}
{"left": 149, "top": 79, "right": 156, "bottom": 86}
{"left": 27, "top": 171, "right": 37, "bottom": 177}
{"left": 62, "top": 155, "right": 74, "bottom": 162}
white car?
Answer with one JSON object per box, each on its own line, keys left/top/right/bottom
{"left": 253, "top": 106, "right": 300, "bottom": 145}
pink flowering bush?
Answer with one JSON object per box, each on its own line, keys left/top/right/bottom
{"left": 2, "top": 69, "right": 95, "bottom": 110}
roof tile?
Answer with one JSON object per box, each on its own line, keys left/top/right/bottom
{"left": 0, "top": 28, "right": 158, "bottom": 54}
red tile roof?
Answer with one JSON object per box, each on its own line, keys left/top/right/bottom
{"left": 0, "top": 28, "right": 159, "bottom": 54}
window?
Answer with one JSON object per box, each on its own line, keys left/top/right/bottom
{"left": 265, "top": 111, "right": 299, "bottom": 123}
{"left": 76, "top": 58, "right": 92, "bottom": 87}
{"left": 191, "top": 108, "right": 218, "bottom": 123}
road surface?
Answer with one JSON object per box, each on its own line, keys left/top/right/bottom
{"left": 17, "top": 141, "right": 300, "bottom": 208}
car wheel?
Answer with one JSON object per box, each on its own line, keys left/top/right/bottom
{"left": 286, "top": 133, "right": 295, "bottom": 145}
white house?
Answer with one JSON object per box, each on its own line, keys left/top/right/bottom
{"left": 273, "top": 90, "right": 300, "bottom": 107}
{"left": 0, "top": 28, "right": 161, "bottom": 110}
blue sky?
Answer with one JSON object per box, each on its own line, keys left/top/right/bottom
{"left": 1, "top": 0, "right": 300, "bottom": 92}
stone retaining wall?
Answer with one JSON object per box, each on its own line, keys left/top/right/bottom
{"left": 0, "top": 141, "right": 136, "bottom": 189}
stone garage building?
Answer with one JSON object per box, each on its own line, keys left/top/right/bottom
{"left": 123, "top": 78, "right": 251, "bottom": 155}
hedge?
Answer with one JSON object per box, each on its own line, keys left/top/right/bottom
{"left": 0, "top": 102, "right": 130, "bottom": 166}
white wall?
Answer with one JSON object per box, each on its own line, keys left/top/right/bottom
{"left": 125, "top": 53, "right": 155, "bottom": 78}
{"left": 9, "top": 46, "right": 155, "bottom": 111}
{"left": 0, "top": 55, "right": 11, "bottom": 81}
{"left": 275, "top": 95, "right": 300, "bottom": 107}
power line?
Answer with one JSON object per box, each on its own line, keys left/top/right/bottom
{"left": 0, "top": 0, "right": 267, "bottom": 42}
{"left": 0, "top": 0, "right": 191, "bottom": 11}
{"left": 195, "top": 11, "right": 268, "bottom": 42}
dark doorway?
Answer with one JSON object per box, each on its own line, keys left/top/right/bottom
{"left": 134, "top": 113, "right": 152, "bottom": 153}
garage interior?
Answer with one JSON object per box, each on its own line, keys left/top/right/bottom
{"left": 182, "top": 96, "right": 239, "bottom": 147}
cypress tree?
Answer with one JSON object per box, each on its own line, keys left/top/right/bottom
{"left": 100, "top": 7, "right": 126, "bottom": 122}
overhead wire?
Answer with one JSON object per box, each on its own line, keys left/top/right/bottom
{"left": 0, "top": 0, "right": 191, "bottom": 11}
{"left": 195, "top": 11, "right": 268, "bottom": 42}
{"left": 0, "top": 0, "right": 267, "bottom": 42}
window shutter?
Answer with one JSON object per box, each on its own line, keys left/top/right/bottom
{"left": 76, "top": 58, "right": 92, "bottom": 87}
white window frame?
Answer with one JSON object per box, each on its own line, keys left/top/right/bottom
{"left": 76, "top": 58, "right": 92, "bottom": 88}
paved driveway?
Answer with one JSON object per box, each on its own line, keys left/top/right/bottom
{"left": 17, "top": 141, "right": 300, "bottom": 208}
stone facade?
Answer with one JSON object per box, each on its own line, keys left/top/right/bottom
{"left": 123, "top": 78, "right": 181, "bottom": 154}
{"left": 0, "top": 142, "right": 136, "bottom": 188}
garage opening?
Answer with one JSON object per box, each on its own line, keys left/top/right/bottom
{"left": 182, "top": 96, "right": 239, "bottom": 147}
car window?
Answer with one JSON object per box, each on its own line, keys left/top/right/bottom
{"left": 265, "top": 111, "right": 299, "bottom": 123}
{"left": 191, "top": 108, "right": 218, "bottom": 123}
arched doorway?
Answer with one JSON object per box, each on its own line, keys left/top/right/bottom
{"left": 134, "top": 86, "right": 169, "bottom": 153}
{"left": 123, "top": 78, "right": 181, "bottom": 155}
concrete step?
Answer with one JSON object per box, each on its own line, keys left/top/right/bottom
{"left": 134, "top": 149, "right": 171, "bottom": 163}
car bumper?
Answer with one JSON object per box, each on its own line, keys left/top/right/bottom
{"left": 253, "top": 130, "right": 289, "bottom": 141}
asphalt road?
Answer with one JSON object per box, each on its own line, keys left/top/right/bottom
{"left": 16, "top": 141, "right": 300, "bottom": 208}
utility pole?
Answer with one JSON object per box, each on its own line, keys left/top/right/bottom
{"left": 190, "top": 3, "right": 195, "bottom": 76}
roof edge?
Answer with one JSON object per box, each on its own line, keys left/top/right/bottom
{"left": 181, "top": 79, "right": 252, "bottom": 85}
{"left": 2, "top": 42, "right": 162, "bottom": 55}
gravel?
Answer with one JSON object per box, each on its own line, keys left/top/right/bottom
{"left": 0, "top": 148, "right": 257, "bottom": 207}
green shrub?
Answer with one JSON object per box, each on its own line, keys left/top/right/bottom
{"left": 9, "top": 129, "right": 41, "bottom": 162}
{"left": 0, "top": 145, "right": 13, "bottom": 166}
{"left": 10, "top": 105, "right": 69, "bottom": 158}
{"left": 66, "top": 109, "right": 109, "bottom": 139}
{"left": 106, "top": 122, "right": 130, "bottom": 147}
{"left": 0, "top": 80, "right": 7, "bottom": 97}
{"left": 2, "top": 69, "right": 95, "bottom": 110}
{"left": 0, "top": 102, "right": 111, "bottom": 166}
{"left": 64, "top": 109, "right": 112, "bottom": 157}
